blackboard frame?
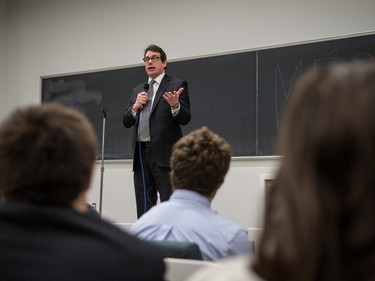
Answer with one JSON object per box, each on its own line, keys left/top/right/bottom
{"left": 41, "top": 32, "right": 375, "bottom": 160}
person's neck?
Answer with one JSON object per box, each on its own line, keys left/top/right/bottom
{"left": 150, "top": 72, "right": 165, "bottom": 82}
{"left": 71, "top": 192, "right": 88, "bottom": 213}
{"left": 208, "top": 186, "right": 220, "bottom": 202}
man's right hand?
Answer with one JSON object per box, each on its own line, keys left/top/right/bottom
{"left": 133, "top": 92, "right": 149, "bottom": 111}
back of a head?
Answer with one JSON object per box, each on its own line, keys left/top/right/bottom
{"left": 253, "top": 62, "right": 375, "bottom": 281}
{"left": 170, "top": 127, "right": 232, "bottom": 197}
{"left": 0, "top": 103, "right": 97, "bottom": 205}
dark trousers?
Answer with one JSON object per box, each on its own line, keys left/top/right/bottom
{"left": 133, "top": 141, "right": 172, "bottom": 218}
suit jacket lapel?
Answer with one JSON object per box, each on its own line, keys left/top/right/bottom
{"left": 151, "top": 75, "right": 170, "bottom": 113}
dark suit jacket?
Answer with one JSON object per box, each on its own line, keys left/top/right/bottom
{"left": 0, "top": 203, "right": 165, "bottom": 281}
{"left": 122, "top": 74, "right": 191, "bottom": 168}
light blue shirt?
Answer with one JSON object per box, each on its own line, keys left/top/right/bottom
{"left": 131, "top": 189, "right": 253, "bottom": 261}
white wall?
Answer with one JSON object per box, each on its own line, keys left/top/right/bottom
{"left": 2, "top": 0, "right": 375, "bottom": 227}
{"left": 0, "top": 0, "right": 6, "bottom": 104}
{"left": 92, "top": 157, "right": 278, "bottom": 228}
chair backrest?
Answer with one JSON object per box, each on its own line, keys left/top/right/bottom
{"left": 149, "top": 240, "right": 203, "bottom": 260}
{"left": 113, "top": 222, "right": 133, "bottom": 232}
{"left": 247, "top": 228, "right": 263, "bottom": 255}
{"left": 164, "top": 257, "right": 217, "bottom": 281}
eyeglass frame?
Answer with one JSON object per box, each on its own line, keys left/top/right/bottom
{"left": 143, "top": 56, "right": 162, "bottom": 63}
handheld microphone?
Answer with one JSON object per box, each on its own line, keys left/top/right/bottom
{"left": 143, "top": 83, "right": 149, "bottom": 92}
{"left": 139, "top": 83, "right": 150, "bottom": 111}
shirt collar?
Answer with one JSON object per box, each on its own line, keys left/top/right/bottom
{"left": 149, "top": 72, "right": 165, "bottom": 85}
{"left": 170, "top": 189, "right": 211, "bottom": 208}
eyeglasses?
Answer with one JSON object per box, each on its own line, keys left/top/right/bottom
{"left": 143, "top": 56, "right": 161, "bottom": 63}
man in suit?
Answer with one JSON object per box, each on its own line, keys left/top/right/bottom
{"left": 122, "top": 44, "right": 191, "bottom": 218}
{"left": 0, "top": 103, "right": 165, "bottom": 281}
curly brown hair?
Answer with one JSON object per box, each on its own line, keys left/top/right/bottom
{"left": 170, "top": 127, "right": 232, "bottom": 197}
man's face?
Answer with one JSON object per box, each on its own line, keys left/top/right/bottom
{"left": 144, "top": 50, "right": 167, "bottom": 79}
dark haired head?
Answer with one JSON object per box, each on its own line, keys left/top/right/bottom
{"left": 0, "top": 103, "right": 97, "bottom": 205}
{"left": 144, "top": 44, "right": 167, "bottom": 62}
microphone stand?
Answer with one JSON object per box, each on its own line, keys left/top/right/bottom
{"left": 99, "top": 108, "right": 107, "bottom": 216}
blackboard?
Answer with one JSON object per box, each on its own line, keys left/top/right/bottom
{"left": 41, "top": 33, "right": 375, "bottom": 159}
